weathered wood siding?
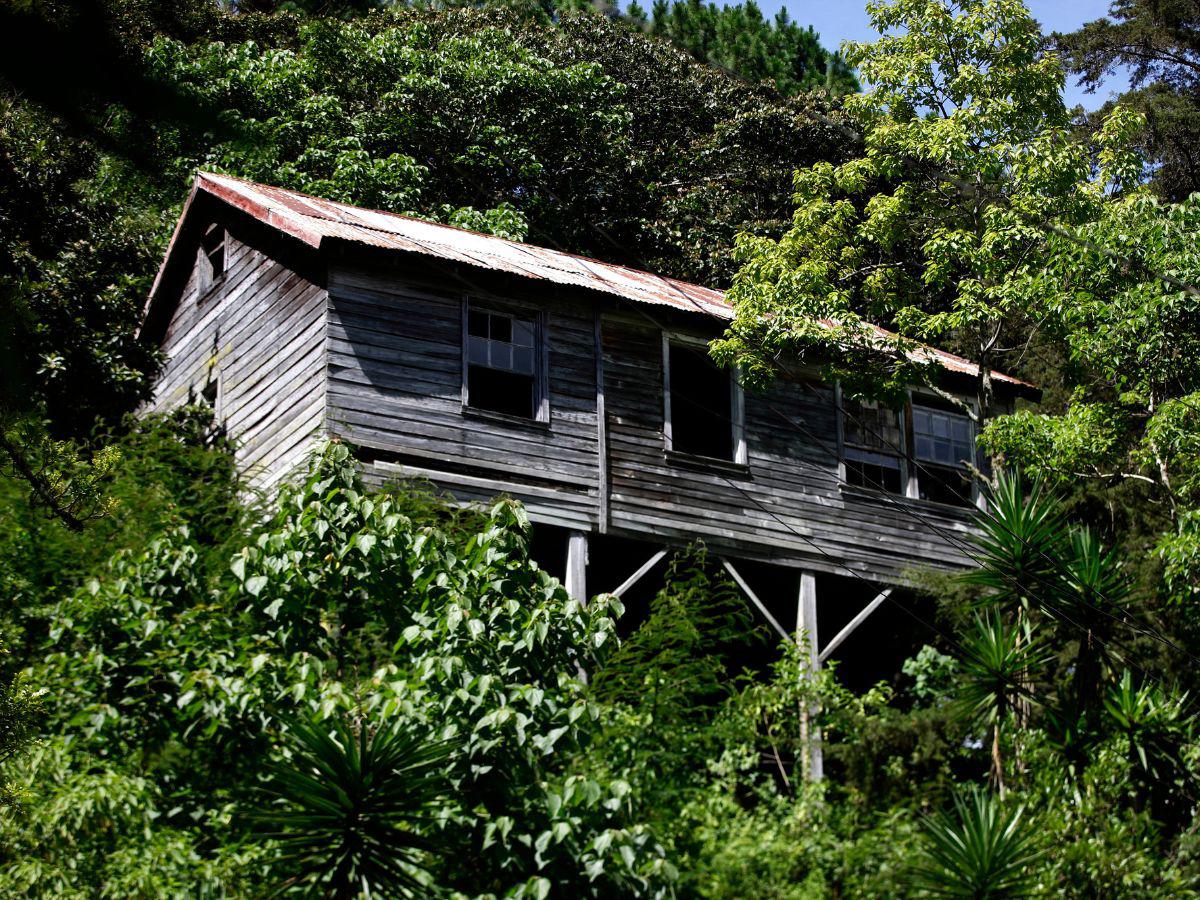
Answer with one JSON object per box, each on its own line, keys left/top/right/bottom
{"left": 602, "top": 314, "right": 974, "bottom": 581}
{"left": 149, "top": 229, "right": 977, "bottom": 582}
{"left": 147, "top": 232, "right": 328, "bottom": 492}
{"left": 325, "top": 262, "right": 601, "bottom": 531}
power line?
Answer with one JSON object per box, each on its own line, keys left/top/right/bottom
{"left": 439, "top": 141, "right": 1190, "bottom": 667}
{"left": 353, "top": 177, "right": 1200, "bottom": 750}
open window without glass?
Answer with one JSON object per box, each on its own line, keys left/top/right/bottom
{"left": 465, "top": 306, "right": 541, "bottom": 420}
{"left": 841, "top": 396, "right": 905, "bottom": 494}
{"left": 665, "top": 340, "right": 743, "bottom": 462}
{"left": 200, "top": 224, "right": 225, "bottom": 288}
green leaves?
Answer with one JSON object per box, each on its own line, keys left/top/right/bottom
{"left": 26, "top": 442, "right": 670, "bottom": 896}
{"left": 255, "top": 712, "right": 454, "bottom": 898}
{"left": 722, "top": 0, "right": 1137, "bottom": 418}
{"left": 965, "top": 470, "right": 1064, "bottom": 608}
{"left": 956, "top": 611, "right": 1048, "bottom": 729}
{"left": 911, "top": 786, "right": 1041, "bottom": 898}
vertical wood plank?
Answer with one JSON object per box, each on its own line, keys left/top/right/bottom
{"left": 538, "top": 308, "right": 550, "bottom": 424}
{"left": 833, "top": 380, "right": 846, "bottom": 484}
{"left": 460, "top": 294, "right": 470, "bottom": 410}
{"left": 595, "top": 311, "right": 609, "bottom": 533}
{"left": 797, "top": 570, "right": 823, "bottom": 781}
{"left": 566, "top": 530, "right": 588, "bottom": 604}
{"left": 732, "top": 366, "right": 747, "bottom": 465}
{"left": 661, "top": 331, "right": 672, "bottom": 450}
{"left": 904, "top": 388, "right": 921, "bottom": 500}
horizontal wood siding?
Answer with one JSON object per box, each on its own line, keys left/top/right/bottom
{"left": 602, "top": 315, "right": 974, "bottom": 581}
{"left": 148, "top": 237, "right": 979, "bottom": 583}
{"left": 325, "top": 263, "right": 600, "bottom": 531}
{"left": 147, "top": 233, "right": 327, "bottom": 492}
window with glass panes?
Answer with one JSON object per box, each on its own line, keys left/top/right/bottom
{"left": 465, "top": 307, "right": 540, "bottom": 419}
{"left": 912, "top": 407, "right": 973, "bottom": 467}
{"left": 911, "top": 404, "right": 975, "bottom": 506}
{"left": 841, "top": 397, "right": 904, "bottom": 493}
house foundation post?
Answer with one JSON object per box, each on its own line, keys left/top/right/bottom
{"left": 566, "top": 530, "right": 588, "bottom": 604}
{"left": 797, "top": 570, "right": 823, "bottom": 781}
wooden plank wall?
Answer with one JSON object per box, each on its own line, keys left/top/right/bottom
{"left": 601, "top": 314, "right": 974, "bottom": 581}
{"left": 324, "top": 263, "right": 601, "bottom": 531}
{"left": 147, "top": 232, "right": 328, "bottom": 493}
{"left": 151, "top": 235, "right": 976, "bottom": 582}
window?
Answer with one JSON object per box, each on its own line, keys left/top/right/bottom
{"left": 464, "top": 306, "right": 541, "bottom": 420}
{"left": 841, "top": 396, "right": 904, "bottom": 494}
{"left": 911, "top": 402, "right": 975, "bottom": 506}
{"left": 201, "top": 224, "right": 226, "bottom": 288}
{"left": 664, "top": 338, "right": 744, "bottom": 462}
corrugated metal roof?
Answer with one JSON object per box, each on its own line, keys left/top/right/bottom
{"left": 147, "top": 171, "right": 1036, "bottom": 393}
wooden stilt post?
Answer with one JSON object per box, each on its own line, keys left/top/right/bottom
{"left": 566, "top": 530, "right": 588, "bottom": 604}
{"left": 567, "top": 530, "right": 590, "bottom": 684}
{"left": 797, "top": 570, "right": 823, "bottom": 781}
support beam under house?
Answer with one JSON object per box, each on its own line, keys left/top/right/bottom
{"left": 797, "top": 570, "right": 823, "bottom": 782}
{"left": 566, "top": 530, "right": 588, "bottom": 604}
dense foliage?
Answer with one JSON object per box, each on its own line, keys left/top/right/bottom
{"left": 1, "top": 442, "right": 671, "bottom": 895}
{"left": 4, "top": 0, "right": 1200, "bottom": 895}
{"left": 7, "top": 426, "right": 1197, "bottom": 895}
{"left": 1057, "top": 0, "right": 1200, "bottom": 201}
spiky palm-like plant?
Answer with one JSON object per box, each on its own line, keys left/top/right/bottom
{"left": 1057, "top": 528, "right": 1128, "bottom": 713}
{"left": 966, "top": 471, "right": 1065, "bottom": 613}
{"left": 256, "top": 713, "right": 455, "bottom": 899}
{"left": 1105, "top": 670, "right": 1194, "bottom": 827}
{"left": 911, "top": 786, "right": 1041, "bottom": 898}
{"left": 957, "top": 612, "right": 1049, "bottom": 797}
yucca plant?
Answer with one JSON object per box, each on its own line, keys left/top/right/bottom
{"left": 1105, "top": 670, "right": 1194, "bottom": 827}
{"left": 255, "top": 712, "right": 455, "bottom": 899}
{"left": 911, "top": 786, "right": 1041, "bottom": 898}
{"left": 966, "top": 471, "right": 1065, "bottom": 613}
{"left": 957, "top": 612, "right": 1050, "bottom": 797}
{"left": 1056, "top": 528, "right": 1128, "bottom": 713}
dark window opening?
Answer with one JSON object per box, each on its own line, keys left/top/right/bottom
{"left": 202, "top": 224, "right": 226, "bottom": 286}
{"left": 466, "top": 308, "right": 539, "bottom": 419}
{"left": 668, "top": 342, "right": 733, "bottom": 460}
{"left": 842, "top": 397, "right": 905, "bottom": 495}
{"left": 845, "top": 458, "right": 902, "bottom": 493}
{"left": 918, "top": 465, "right": 975, "bottom": 506}
{"left": 200, "top": 377, "right": 219, "bottom": 409}
{"left": 912, "top": 403, "right": 975, "bottom": 507}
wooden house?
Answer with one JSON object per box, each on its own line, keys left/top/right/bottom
{"left": 142, "top": 173, "right": 1038, "bottom": 732}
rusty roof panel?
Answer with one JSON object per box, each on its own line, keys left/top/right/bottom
{"left": 146, "top": 172, "right": 1034, "bottom": 393}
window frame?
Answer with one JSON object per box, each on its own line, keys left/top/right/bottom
{"left": 835, "top": 384, "right": 984, "bottom": 508}
{"left": 460, "top": 296, "right": 549, "bottom": 424}
{"left": 906, "top": 389, "right": 983, "bottom": 509}
{"left": 661, "top": 331, "right": 747, "bottom": 466}
{"left": 835, "top": 381, "right": 910, "bottom": 496}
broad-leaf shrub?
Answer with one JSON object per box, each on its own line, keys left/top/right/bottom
{"left": 6, "top": 442, "right": 669, "bottom": 896}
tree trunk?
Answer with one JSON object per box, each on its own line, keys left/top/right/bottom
{"left": 991, "top": 721, "right": 1006, "bottom": 800}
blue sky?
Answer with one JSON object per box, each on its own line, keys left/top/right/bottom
{"left": 780, "top": 0, "right": 1129, "bottom": 110}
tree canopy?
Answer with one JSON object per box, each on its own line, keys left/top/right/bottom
{"left": 5, "top": 0, "right": 1200, "bottom": 895}
{"left": 1057, "top": 0, "right": 1200, "bottom": 201}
